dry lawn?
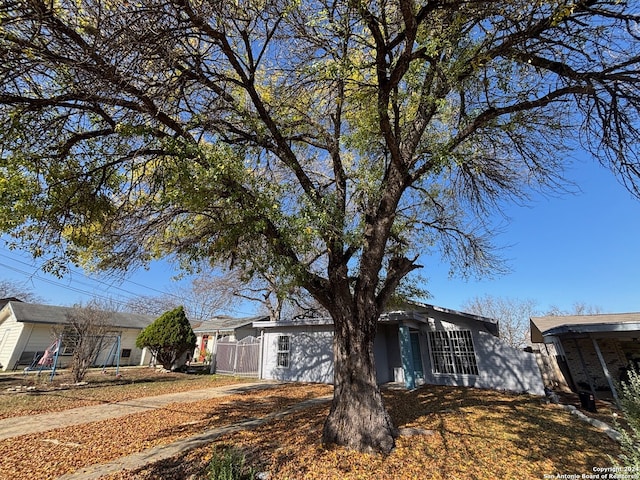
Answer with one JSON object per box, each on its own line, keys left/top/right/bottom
{"left": 108, "top": 386, "right": 621, "bottom": 480}
{"left": 0, "top": 371, "right": 623, "bottom": 480}
{"left": 0, "top": 382, "right": 331, "bottom": 479}
{"left": 0, "top": 366, "right": 246, "bottom": 419}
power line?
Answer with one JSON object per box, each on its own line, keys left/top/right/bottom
{"left": 0, "top": 253, "right": 137, "bottom": 297}
{"left": 0, "top": 261, "right": 132, "bottom": 307}
{"left": 0, "top": 247, "right": 183, "bottom": 300}
{"left": 0, "top": 246, "right": 260, "bottom": 316}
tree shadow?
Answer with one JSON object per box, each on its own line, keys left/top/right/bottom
{"left": 150, "top": 385, "right": 331, "bottom": 442}
{"left": 112, "top": 384, "right": 619, "bottom": 480}
{"left": 383, "top": 384, "right": 619, "bottom": 468}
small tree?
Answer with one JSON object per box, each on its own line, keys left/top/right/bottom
{"left": 615, "top": 366, "right": 640, "bottom": 469}
{"left": 462, "top": 295, "right": 538, "bottom": 349}
{"left": 0, "top": 279, "right": 43, "bottom": 304}
{"left": 136, "top": 306, "right": 196, "bottom": 370}
{"left": 56, "top": 302, "right": 112, "bottom": 383}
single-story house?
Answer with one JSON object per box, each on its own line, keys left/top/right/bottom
{"left": 0, "top": 299, "right": 156, "bottom": 371}
{"left": 254, "top": 303, "right": 545, "bottom": 395}
{"left": 531, "top": 312, "right": 640, "bottom": 403}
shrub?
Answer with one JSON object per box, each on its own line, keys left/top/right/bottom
{"left": 615, "top": 366, "right": 640, "bottom": 469}
{"left": 136, "top": 306, "right": 196, "bottom": 370}
{"left": 207, "top": 447, "right": 256, "bottom": 480}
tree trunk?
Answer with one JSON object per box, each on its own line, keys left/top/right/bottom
{"left": 322, "top": 307, "right": 397, "bottom": 454}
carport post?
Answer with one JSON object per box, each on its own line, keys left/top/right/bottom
{"left": 573, "top": 338, "right": 597, "bottom": 399}
{"left": 591, "top": 337, "right": 621, "bottom": 408}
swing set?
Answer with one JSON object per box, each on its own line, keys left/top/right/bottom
{"left": 23, "top": 334, "right": 122, "bottom": 381}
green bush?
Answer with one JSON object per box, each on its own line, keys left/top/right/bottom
{"left": 615, "top": 366, "right": 640, "bottom": 469}
{"left": 207, "top": 447, "right": 256, "bottom": 480}
{"left": 136, "top": 306, "right": 196, "bottom": 370}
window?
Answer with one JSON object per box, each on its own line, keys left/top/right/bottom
{"left": 428, "top": 330, "right": 479, "bottom": 376}
{"left": 121, "top": 349, "right": 132, "bottom": 358}
{"left": 276, "top": 335, "right": 290, "bottom": 368}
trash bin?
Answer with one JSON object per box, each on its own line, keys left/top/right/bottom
{"left": 578, "top": 391, "right": 597, "bottom": 413}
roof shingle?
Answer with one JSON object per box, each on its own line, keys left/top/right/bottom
{"left": 530, "top": 312, "right": 640, "bottom": 342}
{"left": 4, "top": 301, "right": 156, "bottom": 330}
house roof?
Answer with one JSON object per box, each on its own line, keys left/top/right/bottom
{"left": 2, "top": 301, "right": 156, "bottom": 330}
{"left": 389, "top": 300, "right": 497, "bottom": 325}
{"left": 193, "top": 315, "right": 269, "bottom": 333}
{"left": 385, "top": 302, "right": 499, "bottom": 337}
{"left": 0, "top": 298, "right": 23, "bottom": 310}
{"left": 254, "top": 316, "right": 333, "bottom": 329}
{"left": 530, "top": 312, "right": 640, "bottom": 343}
{"left": 253, "top": 302, "right": 500, "bottom": 337}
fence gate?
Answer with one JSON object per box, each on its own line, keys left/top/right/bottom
{"left": 214, "top": 335, "right": 261, "bottom": 377}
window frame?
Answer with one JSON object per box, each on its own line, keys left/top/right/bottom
{"left": 276, "top": 335, "right": 290, "bottom": 368}
{"left": 427, "top": 329, "right": 479, "bottom": 376}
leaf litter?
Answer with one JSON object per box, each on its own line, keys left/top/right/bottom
{"left": 0, "top": 376, "right": 621, "bottom": 480}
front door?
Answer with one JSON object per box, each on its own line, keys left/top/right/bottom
{"left": 410, "top": 332, "right": 424, "bottom": 380}
{"left": 200, "top": 335, "right": 209, "bottom": 361}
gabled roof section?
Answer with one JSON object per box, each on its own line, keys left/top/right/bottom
{"left": 253, "top": 301, "right": 500, "bottom": 336}
{"left": 194, "top": 315, "right": 270, "bottom": 333}
{"left": 530, "top": 312, "right": 640, "bottom": 343}
{"left": 0, "top": 297, "right": 22, "bottom": 310}
{"left": 385, "top": 301, "right": 500, "bottom": 337}
{"left": 252, "top": 316, "right": 333, "bottom": 329}
{"left": 5, "top": 301, "right": 156, "bottom": 330}
{"left": 388, "top": 300, "right": 498, "bottom": 324}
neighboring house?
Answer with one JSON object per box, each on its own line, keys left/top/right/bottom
{"left": 531, "top": 312, "right": 640, "bottom": 403}
{"left": 255, "top": 303, "right": 545, "bottom": 395}
{"left": 192, "top": 315, "right": 268, "bottom": 361}
{"left": 192, "top": 315, "right": 269, "bottom": 374}
{"left": 0, "top": 299, "right": 156, "bottom": 371}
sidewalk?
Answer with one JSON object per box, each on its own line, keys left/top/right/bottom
{"left": 0, "top": 381, "right": 280, "bottom": 441}
{"left": 2, "top": 380, "right": 333, "bottom": 479}
{"left": 58, "top": 396, "right": 331, "bottom": 480}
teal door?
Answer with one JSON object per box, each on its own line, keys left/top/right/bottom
{"left": 410, "top": 332, "right": 424, "bottom": 380}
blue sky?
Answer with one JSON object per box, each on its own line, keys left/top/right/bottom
{"left": 424, "top": 156, "right": 640, "bottom": 314}
{"left": 2, "top": 153, "right": 639, "bottom": 316}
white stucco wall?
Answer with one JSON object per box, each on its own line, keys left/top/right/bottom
{"left": 260, "top": 324, "right": 399, "bottom": 384}
{"left": 261, "top": 325, "right": 334, "bottom": 383}
{"left": 474, "top": 331, "right": 545, "bottom": 395}
{"left": 259, "top": 315, "right": 544, "bottom": 396}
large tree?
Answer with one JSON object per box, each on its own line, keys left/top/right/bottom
{"left": 125, "top": 267, "right": 323, "bottom": 321}
{"left": 1, "top": 0, "right": 639, "bottom": 453}
{"left": 125, "top": 269, "right": 243, "bottom": 320}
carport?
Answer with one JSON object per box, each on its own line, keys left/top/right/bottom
{"left": 531, "top": 313, "right": 640, "bottom": 406}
